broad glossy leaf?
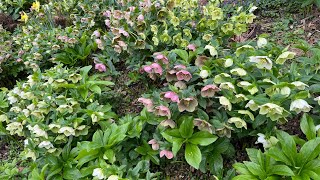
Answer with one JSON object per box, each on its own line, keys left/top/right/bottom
{"left": 188, "top": 131, "right": 217, "bottom": 146}
{"left": 268, "top": 165, "right": 294, "bottom": 176}
{"left": 185, "top": 143, "right": 201, "bottom": 169}
{"left": 300, "top": 114, "right": 316, "bottom": 140}
{"left": 179, "top": 116, "right": 194, "bottom": 139}
{"left": 299, "top": 137, "right": 320, "bottom": 166}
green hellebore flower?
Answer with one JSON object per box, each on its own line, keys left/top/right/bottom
{"left": 170, "top": 16, "right": 180, "bottom": 27}
{"left": 68, "top": 73, "right": 82, "bottom": 83}
{"left": 214, "top": 73, "right": 231, "bottom": 84}
{"left": 230, "top": 68, "right": 247, "bottom": 76}
{"left": 211, "top": 7, "right": 223, "bottom": 20}
{"left": 221, "top": 23, "right": 233, "bottom": 34}
{"left": 183, "top": 28, "right": 192, "bottom": 39}
{"left": 203, "top": 34, "right": 212, "bottom": 41}
{"left": 157, "top": 9, "right": 167, "bottom": 21}
{"left": 238, "top": 110, "right": 254, "bottom": 121}
{"left": 235, "top": 45, "right": 254, "bottom": 57}
{"left": 152, "top": 37, "right": 159, "bottom": 46}
{"left": 160, "top": 32, "right": 172, "bottom": 43}
{"left": 173, "top": 33, "right": 182, "bottom": 46}
{"left": 151, "top": 25, "right": 158, "bottom": 34}
{"left": 275, "top": 51, "right": 296, "bottom": 64}
{"left": 246, "top": 14, "right": 256, "bottom": 23}
{"left": 180, "top": 39, "right": 189, "bottom": 48}
{"left": 135, "top": 39, "right": 146, "bottom": 49}
{"left": 228, "top": 117, "right": 247, "bottom": 129}
{"left": 219, "top": 96, "right": 232, "bottom": 111}
{"left": 234, "top": 23, "right": 247, "bottom": 36}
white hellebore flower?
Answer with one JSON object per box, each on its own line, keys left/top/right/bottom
{"left": 38, "top": 141, "right": 54, "bottom": 149}
{"left": 255, "top": 133, "right": 278, "bottom": 149}
{"left": 219, "top": 96, "right": 232, "bottom": 111}
{"left": 58, "top": 127, "right": 75, "bottom": 136}
{"left": 107, "top": 175, "right": 119, "bottom": 180}
{"left": 249, "top": 56, "right": 272, "bottom": 70}
{"left": 245, "top": 100, "right": 259, "bottom": 111}
{"left": 199, "top": 70, "right": 209, "bottom": 79}
{"left": 275, "top": 51, "right": 296, "bottom": 64}
{"left": 230, "top": 68, "right": 247, "bottom": 76}
{"left": 92, "top": 168, "right": 106, "bottom": 180}
{"left": 314, "top": 96, "right": 320, "bottom": 105}
{"left": 224, "top": 58, "right": 233, "bottom": 67}
{"left": 204, "top": 45, "right": 218, "bottom": 56}
{"left": 249, "top": 6, "right": 258, "bottom": 13}
{"left": 290, "top": 99, "right": 312, "bottom": 114}
{"left": 257, "top": 37, "right": 267, "bottom": 48}
{"left": 291, "top": 81, "right": 308, "bottom": 90}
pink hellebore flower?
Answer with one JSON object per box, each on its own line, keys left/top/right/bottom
{"left": 137, "top": 14, "right": 144, "bottom": 22}
{"left": 119, "top": 28, "right": 129, "bottom": 37}
{"left": 201, "top": 84, "right": 220, "bottom": 97}
{"left": 160, "top": 150, "right": 174, "bottom": 159}
{"left": 143, "top": 63, "right": 163, "bottom": 75}
{"left": 103, "top": 10, "right": 111, "bottom": 18}
{"left": 148, "top": 139, "right": 160, "bottom": 150}
{"left": 129, "top": 6, "right": 136, "bottom": 12}
{"left": 154, "top": 105, "right": 171, "bottom": 118}
{"left": 93, "top": 30, "right": 100, "bottom": 37}
{"left": 95, "top": 63, "right": 106, "bottom": 72}
{"left": 195, "top": 56, "right": 209, "bottom": 67}
{"left": 138, "top": 98, "right": 153, "bottom": 112}
{"left": 178, "top": 97, "right": 198, "bottom": 112}
{"left": 187, "top": 44, "right": 196, "bottom": 51}
{"left": 176, "top": 70, "right": 192, "bottom": 82}
{"left": 160, "top": 119, "right": 176, "bottom": 128}
{"left": 174, "top": 64, "right": 187, "bottom": 70}
{"left": 161, "top": 91, "right": 179, "bottom": 103}
{"left": 166, "top": 70, "right": 178, "bottom": 82}
{"left": 154, "top": 53, "right": 169, "bottom": 64}
{"left": 105, "top": 19, "right": 111, "bottom": 27}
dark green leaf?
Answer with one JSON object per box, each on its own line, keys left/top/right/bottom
{"left": 300, "top": 114, "right": 316, "bottom": 140}
{"left": 179, "top": 116, "right": 194, "bottom": 138}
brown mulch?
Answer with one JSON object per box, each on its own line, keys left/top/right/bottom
{"left": 0, "top": 13, "right": 18, "bottom": 32}
{"left": 0, "top": 141, "right": 9, "bottom": 161}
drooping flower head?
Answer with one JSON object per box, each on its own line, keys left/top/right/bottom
{"left": 154, "top": 52, "right": 169, "bottom": 64}
{"left": 290, "top": 99, "right": 312, "bottom": 114}
{"left": 187, "top": 44, "right": 196, "bottom": 51}
{"left": 160, "top": 150, "right": 173, "bottom": 159}
{"left": 201, "top": 84, "right": 220, "bottom": 97}
{"left": 161, "top": 91, "right": 179, "bottom": 103}
{"left": 154, "top": 105, "right": 171, "bottom": 118}
{"left": 137, "top": 98, "right": 153, "bottom": 112}
{"left": 178, "top": 97, "right": 198, "bottom": 112}
{"left": 95, "top": 63, "right": 107, "bottom": 72}
{"left": 160, "top": 119, "right": 176, "bottom": 128}
{"left": 176, "top": 70, "right": 192, "bottom": 82}
{"left": 194, "top": 119, "right": 213, "bottom": 133}
{"left": 148, "top": 139, "right": 160, "bottom": 150}
{"left": 249, "top": 56, "right": 273, "bottom": 70}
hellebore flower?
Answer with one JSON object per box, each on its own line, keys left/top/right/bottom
{"left": 201, "top": 84, "right": 220, "bottom": 97}
{"left": 137, "top": 98, "right": 153, "bottom": 112}
{"left": 257, "top": 37, "right": 267, "bottom": 48}
{"left": 290, "top": 99, "right": 312, "bottom": 114}
{"left": 219, "top": 96, "right": 232, "bottom": 111}
{"left": 249, "top": 56, "right": 273, "bottom": 70}
{"left": 143, "top": 63, "right": 163, "bottom": 75}
{"left": 255, "top": 133, "right": 278, "bottom": 149}
{"left": 178, "top": 97, "right": 198, "bottom": 112}
{"left": 259, "top": 103, "right": 287, "bottom": 121}
{"left": 195, "top": 56, "right": 209, "bottom": 67}
{"left": 194, "top": 119, "right": 213, "bottom": 133}
{"left": 228, "top": 117, "right": 247, "bottom": 129}
{"left": 92, "top": 168, "right": 106, "bottom": 180}
{"left": 176, "top": 70, "right": 192, "bottom": 82}
{"left": 291, "top": 81, "right": 308, "bottom": 90}
{"left": 276, "top": 51, "right": 296, "bottom": 64}
{"left": 160, "top": 119, "right": 176, "bottom": 128}
{"left": 199, "top": 70, "right": 209, "bottom": 79}
{"left": 154, "top": 53, "right": 169, "bottom": 64}
{"left": 161, "top": 91, "right": 179, "bottom": 103}
{"left": 95, "top": 63, "right": 107, "bottom": 72}
{"left": 230, "top": 68, "right": 247, "bottom": 76}
{"left": 154, "top": 105, "right": 171, "bottom": 118}
{"left": 160, "top": 150, "right": 173, "bottom": 159}
{"left": 166, "top": 70, "right": 177, "bottom": 82}
{"left": 148, "top": 139, "right": 160, "bottom": 150}
{"left": 187, "top": 44, "right": 196, "bottom": 51}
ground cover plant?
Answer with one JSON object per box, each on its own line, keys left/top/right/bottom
{"left": 1, "top": 0, "right": 320, "bottom": 179}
